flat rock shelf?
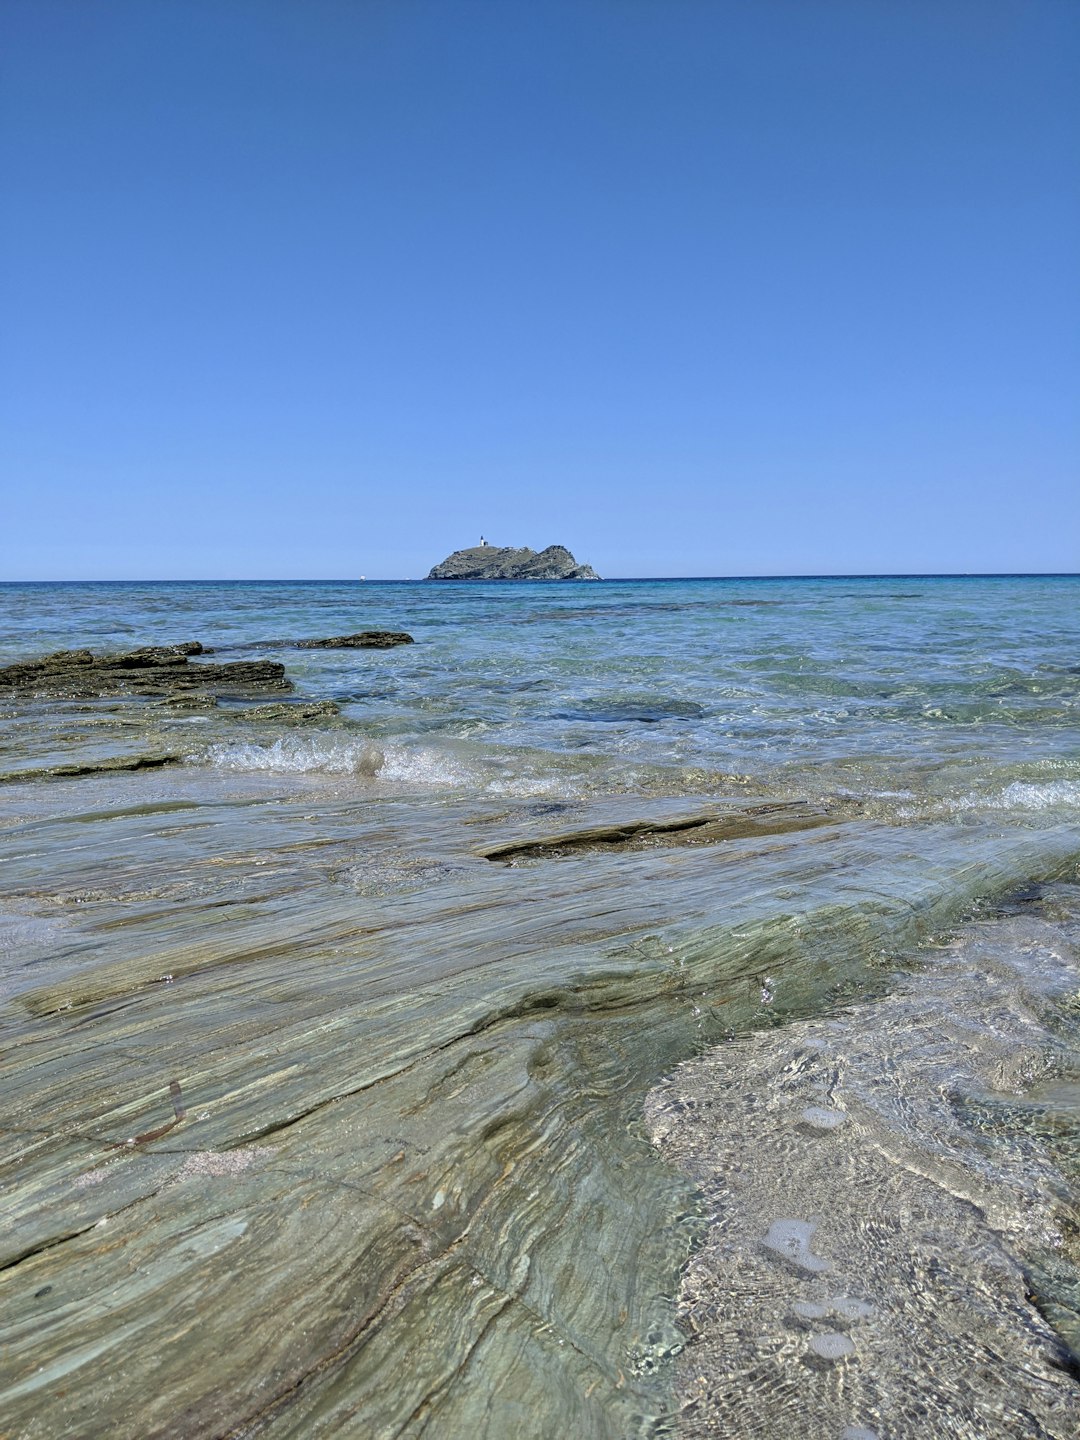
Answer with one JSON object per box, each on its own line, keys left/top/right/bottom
{"left": 2, "top": 771, "right": 1079, "bottom": 1439}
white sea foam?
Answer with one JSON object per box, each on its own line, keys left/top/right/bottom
{"left": 201, "top": 735, "right": 573, "bottom": 798}
{"left": 204, "top": 736, "right": 474, "bottom": 788}
{"left": 898, "top": 778, "right": 1080, "bottom": 821}
{"left": 956, "top": 780, "right": 1080, "bottom": 816}
{"left": 989, "top": 780, "right": 1080, "bottom": 811}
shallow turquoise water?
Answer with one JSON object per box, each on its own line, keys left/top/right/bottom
{"left": 3, "top": 576, "right": 1079, "bottom": 818}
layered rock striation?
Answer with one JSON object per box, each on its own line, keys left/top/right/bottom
{"left": 0, "top": 644, "right": 290, "bottom": 699}
{"left": 0, "top": 632, "right": 415, "bottom": 701}
{"left": 427, "top": 543, "right": 600, "bottom": 581}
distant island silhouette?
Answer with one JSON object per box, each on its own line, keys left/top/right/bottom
{"left": 426, "top": 542, "right": 600, "bottom": 581}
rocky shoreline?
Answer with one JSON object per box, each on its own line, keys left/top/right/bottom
{"left": 0, "top": 645, "right": 289, "bottom": 699}
{"left": 0, "top": 632, "right": 414, "bottom": 701}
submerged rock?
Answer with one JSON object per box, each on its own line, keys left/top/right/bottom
{"left": 427, "top": 543, "right": 600, "bottom": 581}
{"left": 205, "top": 632, "right": 415, "bottom": 653}
{"left": 477, "top": 799, "right": 831, "bottom": 861}
{"left": 294, "top": 632, "right": 413, "bottom": 649}
{"left": 555, "top": 696, "right": 706, "bottom": 723}
{"left": 0, "top": 645, "right": 290, "bottom": 699}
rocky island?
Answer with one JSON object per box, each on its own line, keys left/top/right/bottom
{"left": 427, "top": 542, "right": 600, "bottom": 581}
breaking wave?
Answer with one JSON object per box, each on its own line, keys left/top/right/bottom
{"left": 200, "top": 734, "right": 580, "bottom": 798}
{"left": 204, "top": 736, "right": 475, "bottom": 787}
{"left": 895, "top": 778, "right": 1080, "bottom": 822}
{"left": 981, "top": 779, "right": 1080, "bottom": 812}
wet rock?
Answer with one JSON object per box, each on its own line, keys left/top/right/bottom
{"left": 479, "top": 800, "right": 830, "bottom": 861}
{"left": 5, "top": 817, "right": 1080, "bottom": 1438}
{"left": 210, "top": 632, "right": 414, "bottom": 653}
{"left": 104, "top": 647, "right": 189, "bottom": 669}
{"left": 0, "top": 648, "right": 94, "bottom": 677}
{"left": 0, "top": 646, "right": 290, "bottom": 699}
{"left": 427, "top": 543, "right": 600, "bottom": 581}
{"left": 294, "top": 632, "right": 413, "bottom": 649}
{"left": 0, "top": 754, "right": 181, "bottom": 784}
{"left": 242, "top": 700, "right": 341, "bottom": 723}
{"left": 154, "top": 694, "right": 219, "bottom": 711}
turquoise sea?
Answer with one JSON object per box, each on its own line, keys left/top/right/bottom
{"left": 2, "top": 576, "right": 1079, "bottom": 1438}
{"left": 4, "top": 575, "right": 1080, "bottom": 814}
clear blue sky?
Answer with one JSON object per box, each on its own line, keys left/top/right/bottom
{"left": 2, "top": 0, "right": 1077, "bottom": 579}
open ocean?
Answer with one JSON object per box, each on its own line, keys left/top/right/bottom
{"left": 2, "top": 576, "right": 1079, "bottom": 1438}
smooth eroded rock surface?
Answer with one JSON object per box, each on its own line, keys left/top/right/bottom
{"left": 2, "top": 776, "right": 1078, "bottom": 1439}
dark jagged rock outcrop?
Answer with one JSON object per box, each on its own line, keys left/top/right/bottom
{"left": 0, "top": 632, "right": 414, "bottom": 703}
{"left": 0, "top": 645, "right": 290, "bottom": 699}
{"left": 427, "top": 544, "right": 600, "bottom": 581}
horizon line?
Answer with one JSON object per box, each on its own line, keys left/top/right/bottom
{"left": 2, "top": 572, "right": 1079, "bottom": 585}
